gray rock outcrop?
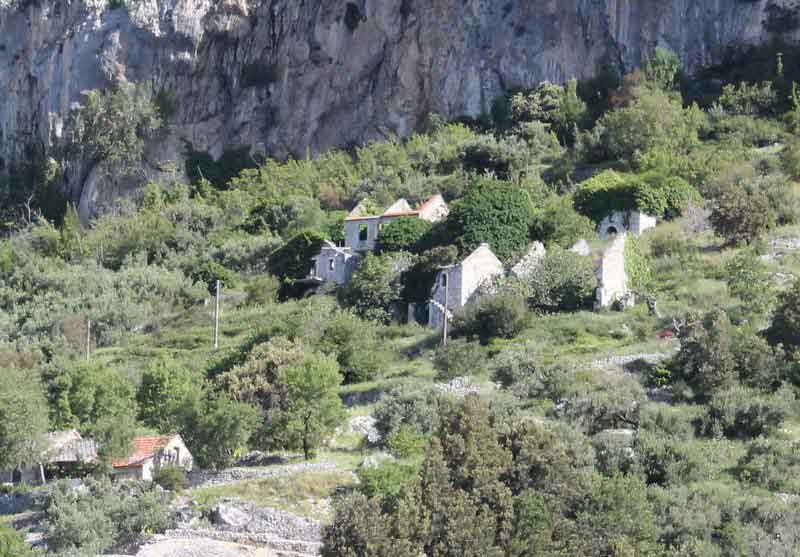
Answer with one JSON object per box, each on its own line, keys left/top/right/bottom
{"left": 0, "top": 0, "right": 789, "bottom": 215}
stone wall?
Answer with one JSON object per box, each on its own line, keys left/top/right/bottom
{"left": 344, "top": 217, "right": 380, "bottom": 251}
{"left": 596, "top": 233, "right": 632, "bottom": 309}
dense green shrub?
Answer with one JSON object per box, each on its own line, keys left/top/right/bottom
{"left": 152, "top": 465, "right": 189, "bottom": 491}
{"left": 185, "top": 393, "right": 261, "bottom": 469}
{"left": 530, "top": 194, "right": 595, "bottom": 248}
{"left": 509, "top": 79, "right": 589, "bottom": 144}
{"left": 43, "top": 479, "right": 172, "bottom": 554}
{"left": 377, "top": 216, "right": 432, "bottom": 253}
{"left": 522, "top": 246, "right": 597, "bottom": 313}
{"left": 736, "top": 438, "right": 800, "bottom": 493}
{"left": 593, "top": 87, "right": 702, "bottom": 163}
{"left": 189, "top": 259, "right": 236, "bottom": 295}
{"left": 767, "top": 279, "right": 800, "bottom": 359}
{"left": 338, "top": 252, "right": 411, "bottom": 324}
{"left": 372, "top": 387, "right": 445, "bottom": 445}
{"left": 702, "top": 385, "right": 793, "bottom": 439}
{"left": 319, "top": 311, "right": 387, "bottom": 384}
{"left": 574, "top": 170, "right": 697, "bottom": 222}
{"left": 136, "top": 356, "right": 203, "bottom": 434}
{"left": 460, "top": 135, "right": 533, "bottom": 181}
{"left": 70, "top": 81, "right": 161, "bottom": 168}
{"left": 709, "top": 181, "right": 774, "bottom": 245}
{"left": 490, "top": 341, "right": 543, "bottom": 389}
{"left": 624, "top": 235, "right": 653, "bottom": 295}
{"left": 634, "top": 434, "right": 711, "bottom": 487}
{"left": 400, "top": 246, "right": 460, "bottom": 311}
{"left": 443, "top": 176, "right": 537, "bottom": 261}
{"left": 572, "top": 170, "right": 630, "bottom": 222}
{"left": 0, "top": 366, "right": 49, "bottom": 472}
{"left": 433, "top": 338, "right": 488, "bottom": 380}
{"left": 451, "top": 293, "right": 528, "bottom": 343}
{"left": 718, "top": 81, "right": 777, "bottom": 116}
{"left": 674, "top": 309, "right": 738, "bottom": 399}
{"left": 268, "top": 230, "right": 326, "bottom": 299}
{"left": 47, "top": 361, "right": 138, "bottom": 461}
{"left": 325, "top": 398, "right": 603, "bottom": 557}
{"left": 356, "top": 461, "right": 419, "bottom": 512}
{"left": 558, "top": 375, "right": 647, "bottom": 435}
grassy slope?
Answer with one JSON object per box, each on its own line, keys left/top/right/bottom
{"left": 87, "top": 221, "right": 800, "bottom": 520}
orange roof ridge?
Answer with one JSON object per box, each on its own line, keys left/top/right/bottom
{"left": 112, "top": 434, "right": 176, "bottom": 468}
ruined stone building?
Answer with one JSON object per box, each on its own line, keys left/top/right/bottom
{"left": 343, "top": 194, "right": 449, "bottom": 252}
{"left": 309, "top": 194, "right": 448, "bottom": 285}
{"left": 310, "top": 241, "right": 364, "bottom": 287}
{"left": 596, "top": 233, "right": 634, "bottom": 309}
{"left": 598, "top": 210, "right": 656, "bottom": 240}
{"left": 429, "top": 243, "right": 504, "bottom": 329}
{"left": 2, "top": 430, "right": 98, "bottom": 485}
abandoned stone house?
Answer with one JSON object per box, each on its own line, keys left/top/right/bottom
{"left": 343, "top": 193, "right": 449, "bottom": 252}
{"left": 1, "top": 430, "right": 98, "bottom": 485}
{"left": 111, "top": 434, "right": 193, "bottom": 482}
{"left": 309, "top": 194, "right": 449, "bottom": 285}
{"left": 598, "top": 210, "right": 656, "bottom": 240}
{"left": 428, "top": 243, "right": 505, "bottom": 329}
{"left": 309, "top": 241, "right": 363, "bottom": 286}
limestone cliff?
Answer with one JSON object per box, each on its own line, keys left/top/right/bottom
{"left": 0, "top": 0, "right": 790, "bottom": 215}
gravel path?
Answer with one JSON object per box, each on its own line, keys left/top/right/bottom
{"left": 135, "top": 538, "right": 272, "bottom": 557}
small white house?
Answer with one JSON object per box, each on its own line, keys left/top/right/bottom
{"left": 309, "top": 241, "right": 363, "bottom": 286}
{"left": 429, "top": 243, "right": 505, "bottom": 329}
{"left": 598, "top": 210, "right": 656, "bottom": 240}
{"left": 112, "top": 434, "right": 193, "bottom": 482}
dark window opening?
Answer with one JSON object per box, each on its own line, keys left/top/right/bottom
{"left": 329, "top": 259, "right": 335, "bottom": 271}
{"left": 359, "top": 224, "right": 369, "bottom": 241}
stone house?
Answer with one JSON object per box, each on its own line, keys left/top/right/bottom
{"left": 2, "top": 430, "right": 98, "bottom": 485}
{"left": 111, "top": 434, "right": 193, "bottom": 482}
{"left": 309, "top": 241, "right": 363, "bottom": 286}
{"left": 429, "top": 243, "right": 505, "bottom": 329}
{"left": 598, "top": 210, "right": 656, "bottom": 240}
{"left": 343, "top": 194, "right": 449, "bottom": 252}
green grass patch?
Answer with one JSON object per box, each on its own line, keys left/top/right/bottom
{"left": 192, "top": 469, "right": 355, "bottom": 519}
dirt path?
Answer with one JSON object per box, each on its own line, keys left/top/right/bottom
{"left": 136, "top": 538, "right": 273, "bottom": 557}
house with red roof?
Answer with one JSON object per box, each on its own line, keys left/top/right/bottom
{"left": 343, "top": 194, "right": 449, "bottom": 253}
{"left": 307, "top": 194, "right": 449, "bottom": 288}
{"left": 111, "top": 434, "right": 193, "bottom": 481}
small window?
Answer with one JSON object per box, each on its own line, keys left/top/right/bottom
{"left": 329, "top": 258, "right": 335, "bottom": 271}
{"left": 359, "top": 224, "right": 369, "bottom": 241}
{"left": 441, "top": 274, "right": 448, "bottom": 287}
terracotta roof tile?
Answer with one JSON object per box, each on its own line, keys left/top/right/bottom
{"left": 112, "top": 435, "right": 174, "bottom": 468}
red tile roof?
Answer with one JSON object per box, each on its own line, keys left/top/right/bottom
{"left": 112, "top": 435, "right": 174, "bottom": 468}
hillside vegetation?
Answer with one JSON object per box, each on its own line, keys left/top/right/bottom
{"left": 1, "top": 47, "right": 800, "bottom": 556}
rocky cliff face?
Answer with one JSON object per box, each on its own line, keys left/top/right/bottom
{"left": 0, "top": 0, "right": 787, "bottom": 215}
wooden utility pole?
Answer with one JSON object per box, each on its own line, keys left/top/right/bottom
{"left": 441, "top": 272, "right": 449, "bottom": 346}
{"left": 86, "top": 319, "right": 91, "bottom": 361}
{"left": 214, "top": 280, "right": 221, "bottom": 350}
